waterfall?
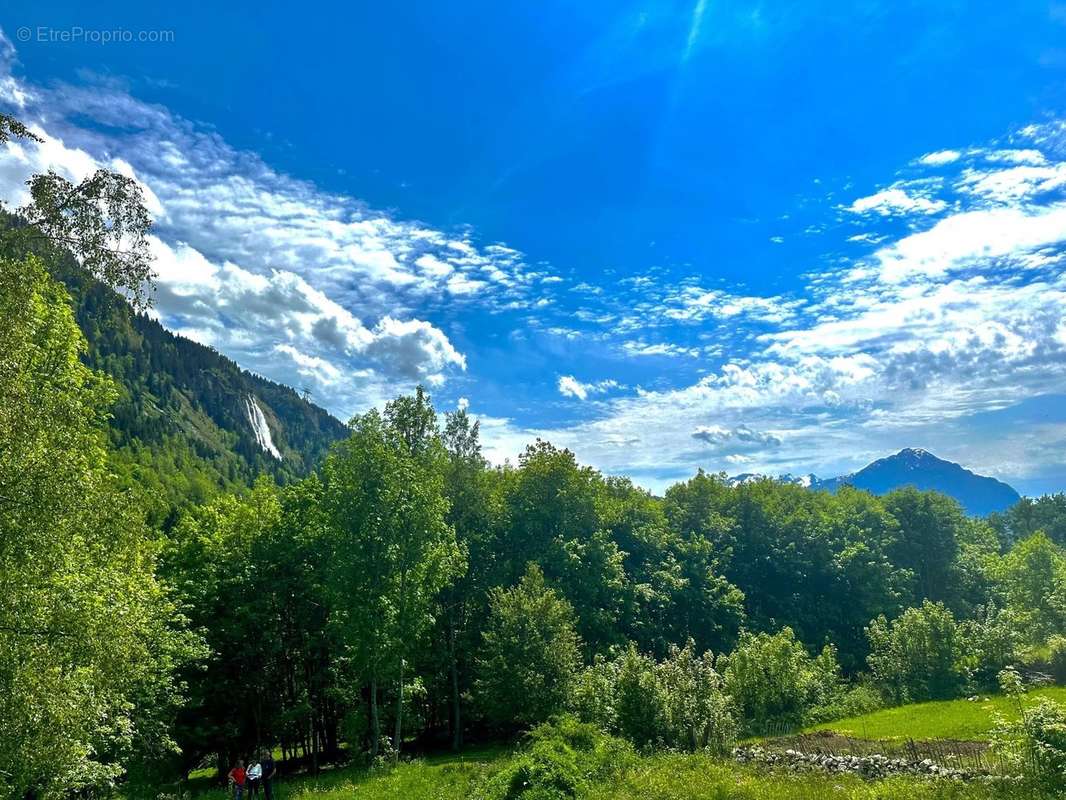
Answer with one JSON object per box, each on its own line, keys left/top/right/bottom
{"left": 245, "top": 395, "right": 282, "bottom": 459}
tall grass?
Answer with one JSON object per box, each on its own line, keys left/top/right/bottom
{"left": 803, "top": 687, "right": 1066, "bottom": 741}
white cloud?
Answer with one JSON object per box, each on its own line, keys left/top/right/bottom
{"left": 872, "top": 204, "right": 1066, "bottom": 282}
{"left": 847, "top": 187, "right": 946, "bottom": 216}
{"left": 958, "top": 164, "right": 1066, "bottom": 202}
{"left": 558, "top": 375, "right": 620, "bottom": 400}
{"left": 622, "top": 341, "right": 700, "bottom": 358}
{"left": 985, "top": 149, "right": 1047, "bottom": 165}
{"left": 691, "top": 424, "right": 781, "bottom": 447}
{"left": 919, "top": 150, "right": 962, "bottom": 166}
{"left": 661, "top": 286, "right": 802, "bottom": 324}
{"left": 725, "top": 453, "right": 755, "bottom": 464}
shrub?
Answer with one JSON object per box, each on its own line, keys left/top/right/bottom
{"left": 807, "top": 684, "right": 885, "bottom": 725}
{"left": 1047, "top": 635, "right": 1066, "bottom": 684}
{"left": 866, "top": 601, "right": 967, "bottom": 703}
{"left": 475, "top": 565, "right": 582, "bottom": 729}
{"left": 992, "top": 674, "right": 1066, "bottom": 791}
{"left": 478, "top": 716, "right": 634, "bottom": 800}
{"left": 569, "top": 655, "right": 618, "bottom": 733}
{"left": 613, "top": 646, "right": 663, "bottom": 749}
{"left": 718, "top": 628, "right": 841, "bottom": 733}
{"left": 959, "top": 605, "right": 1023, "bottom": 689}
{"left": 656, "top": 641, "right": 737, "bottom": 753}
{"left": 570, "top": 641, "right": 736, "bottom": 754}
{"left": 1018, "top": 699, "right": 1066, "bottom": 787}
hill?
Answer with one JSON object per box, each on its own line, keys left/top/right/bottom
{"left": 728, "top": 449, "right": 1021, "bottom": 516}
{"left": 825, "top": 449, "right": 1021, "bottom": 516}
{"left": 54, "top": 258, "right": 348, "bottom": 517}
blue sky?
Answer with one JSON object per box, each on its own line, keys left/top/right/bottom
{"left": 2, "top": 2, "right": 1066, "bottom": 494}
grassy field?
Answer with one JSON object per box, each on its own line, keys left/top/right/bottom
{"left": 585, "top": 754, "right": 1039, "bottom": 800}
{"left": 171, "top": 751, "right": 1049, "bottom": 800}
{"left": 180, "top": 747, "right": 508, "bottom": 800}
{"left": 802, "top": 687, "right": 1066, "bottom": 742}
{"left": 164, "top": 691, "right": 1066, "bottom": 800}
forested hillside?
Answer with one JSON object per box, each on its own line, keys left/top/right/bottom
{"left": 40, "top": 239, "right": 347, "bottom": 517}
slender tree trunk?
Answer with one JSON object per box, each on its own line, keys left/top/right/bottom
{"left": 449, "top": 608, "right": 462, "bottom": 751}
{"left": 394, "top": 563, "right": 409, "bottom": 762}
{"left": 370, "top": 674, "right": 380, "bottom": 759}
{"left": 393, "top": 656, "right": 404, "bottom": 762}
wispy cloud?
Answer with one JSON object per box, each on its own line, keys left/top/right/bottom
{"left": 847, "top": 187, "right": 947, "bottom": 216}
{"left": 557, "top": 375, "right": 621, "bottom": 401}
{"left": 471, "top": 123, "right": 1066, "bottom": 491}
{"left": 0, "top": 32, "right": 560, "bottom": 417}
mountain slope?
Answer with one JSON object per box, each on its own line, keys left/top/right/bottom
{"left": 826, "top": 448, "right": 1021, "bottom": 516}
{"left": 728, "top": 449, "right": 1021, "bottom": 516}
{"left": 54, "top": 258, "right": 348, "bottom": 515}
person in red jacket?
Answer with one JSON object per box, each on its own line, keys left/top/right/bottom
{"left": 227, "top": 760, "right": 246, "bottom": 800}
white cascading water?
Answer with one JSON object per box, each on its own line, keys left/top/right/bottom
{"left": 245, "top": 395, "right": 282, "bottom": 459}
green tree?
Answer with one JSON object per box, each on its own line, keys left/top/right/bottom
{"left": 0, "top": 112, "right": 154, "bottom": 309}
{"left": 162, "top": 478, "right": 302, "bottom": 777}
{"left": 609, "top": 476, "right": 744, "bottom": 658}
{"left": 322, "top": 392, "right": 462, "bottom": 759}
{"left": 0, "top": 254, "right": 196, "bottom": 797}
{"left": 435, "top": 406, "right": 501, "bottom": 749}
{"left": 499, "top": 441, "right": 627, "bottom": 652}
{"left": 991, "top": 494, "right": 1066, "bottom": 549}
{"left": 476, "top": 565, "right": 582, "bottom": 729}
{"left": 883, "top": 488, "right": 965, "bottom": 606}
{"left": 991, "top": 532, "right": 1066, "bottom": 643}
{"left": 665, "top": 476, "right": 904, "bottom": 670}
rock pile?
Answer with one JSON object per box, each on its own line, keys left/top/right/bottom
{"left": 732, "top": 746, "right": 971, "bottom": 780}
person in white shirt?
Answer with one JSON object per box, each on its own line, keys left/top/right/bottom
{"left": 246, "top": 760, "right": 263, "bottom": 798}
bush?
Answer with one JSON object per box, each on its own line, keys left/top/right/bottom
{"left": 569, "top": 655, "right": 619, "bottom": 733}
{"left": 959, "top": 605, "right": 1023, "bottom": 689}
{"left": 476, "top": 565, "right": 582, "bottom": 729}
{"left": 1047, "top": 635, "right": 1066, "bottom": 684}
{"left": 1018, "top": 699, "right": 1066, "bottom": 787}
{"left": 807, "top": 684, "right": 885, "bottom": 725}
{"left": 992, "top": 680, "right": 1066, "bottom": 791}
{"left": 718, "top": 628, "right": 840, "bottom": 733}
{"left": 656, "top": 642, "right": 737, "bottom": 753}
{"left": 866, "top": 601, "right": 968, "bottom": 703}
{"left": 478, "top": 716, "right": 634, "bottom": 800}
{"left": 613, "top": 646, "right": 663, "bottom": 749}
{"left": 570, "top": 641, "right": 736, "bottom": 754}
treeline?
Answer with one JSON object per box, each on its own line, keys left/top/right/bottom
{"left": 159, "top": 390, "right": 1066, "bottom": 776}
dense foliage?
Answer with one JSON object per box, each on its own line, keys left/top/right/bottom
{"left": 0, "top": 255, "right": 199, "bottom": 798}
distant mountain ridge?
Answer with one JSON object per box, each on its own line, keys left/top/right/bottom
{"left": 727, "top": 448, "right": 1021, "bottom": 516}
